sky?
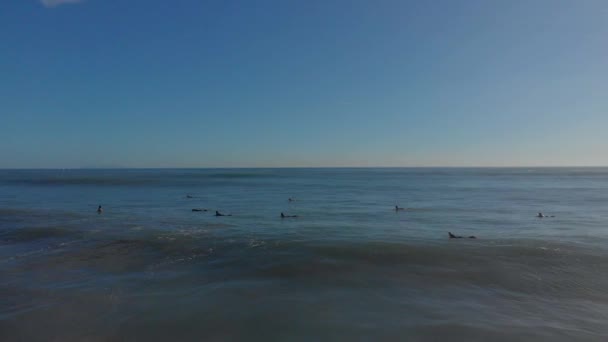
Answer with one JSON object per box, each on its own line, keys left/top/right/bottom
{"left": 1, "top": 0, "right": 607, "bottom": 168}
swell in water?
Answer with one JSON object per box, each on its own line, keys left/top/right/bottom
{"left": 1, "top": 169, "right": 280, "bottom": 187}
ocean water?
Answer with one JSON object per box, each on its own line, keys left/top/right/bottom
{"left": 1, "top": 168, "right": 608, "bottom": 341}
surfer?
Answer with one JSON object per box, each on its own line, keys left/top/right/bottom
{"left": 97, "top": 205, "right": 103, "bottom": 214}
{"left": 192, "top": 208, "right": 207, "bottom": 212}
{"left": 215, "top": 210, "right": 231, "bottom": 217}
{"left": 449, "top": 232, "right": 476, "bottom": 239}
{"left": 281, "top": 212, "right": 298, "bottom": 218}
{"left": 395, "top": 205, "right": 405, "bottom": 211}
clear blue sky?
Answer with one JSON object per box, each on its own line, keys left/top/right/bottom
{"left": 1, "top": 0, "right": 607, "bottom": 168}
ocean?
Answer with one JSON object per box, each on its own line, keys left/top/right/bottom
{"left": 1, "top": 168, "right": 607, "bottom": 341}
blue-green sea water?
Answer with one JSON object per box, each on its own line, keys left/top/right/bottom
{"left": 1, "top": 168, "right": 608, "bottom": 341}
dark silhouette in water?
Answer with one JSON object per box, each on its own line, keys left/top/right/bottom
{"left": 186, "top": 195, "right": 194, "bottom": 199}
{"left": 449, "top": 232, "right": 476, "bottom": 239}
{"left": 97, "top": 205, "right": 103, "bottom": 214}
{"left": 288, "top": 198, "right": 295, "bottom": 202}
{"left": 192, "top": 208, "right": 207, "bottom": 212}
{"left": 215, "top": 210, "right": 231, "bottom": 217}
{"left": 395, "top": 205, "right": 405, "bottom": 211}
{"left": 537, "top": 212, "right": 555, "bottom": 218}
{"left": 281, "top": 212, "right": 298, "bottom": 218}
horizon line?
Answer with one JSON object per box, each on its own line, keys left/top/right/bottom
{"left": 1, "top": 165, "right": 608, "bottom": 170}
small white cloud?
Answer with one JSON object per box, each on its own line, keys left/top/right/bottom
{"left": 40, "top": 0, "right": 84, "bottom": 8}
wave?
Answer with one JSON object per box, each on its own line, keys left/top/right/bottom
{"left": 0, "top": 208, "right": 38, "bottom": 217}
{"left": 238, "top": 240, "right": 608, "bottom": 301}
{"left": 6, "top": 229, "right": 607, "bottom": 266}
{"left": 0, "top": 226, "right": 80, "bottom": 243}
{"left": 6, "top": 177, "right": 161, "bottom": 186}
{"left": 4, "top": 221, "right": 608, "bottom": 302}
{"left": 1, "top": 170, "right": 279, "bottom": 187}
{"left": 0, "top": 208, "right": 86, "bottom": 223}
